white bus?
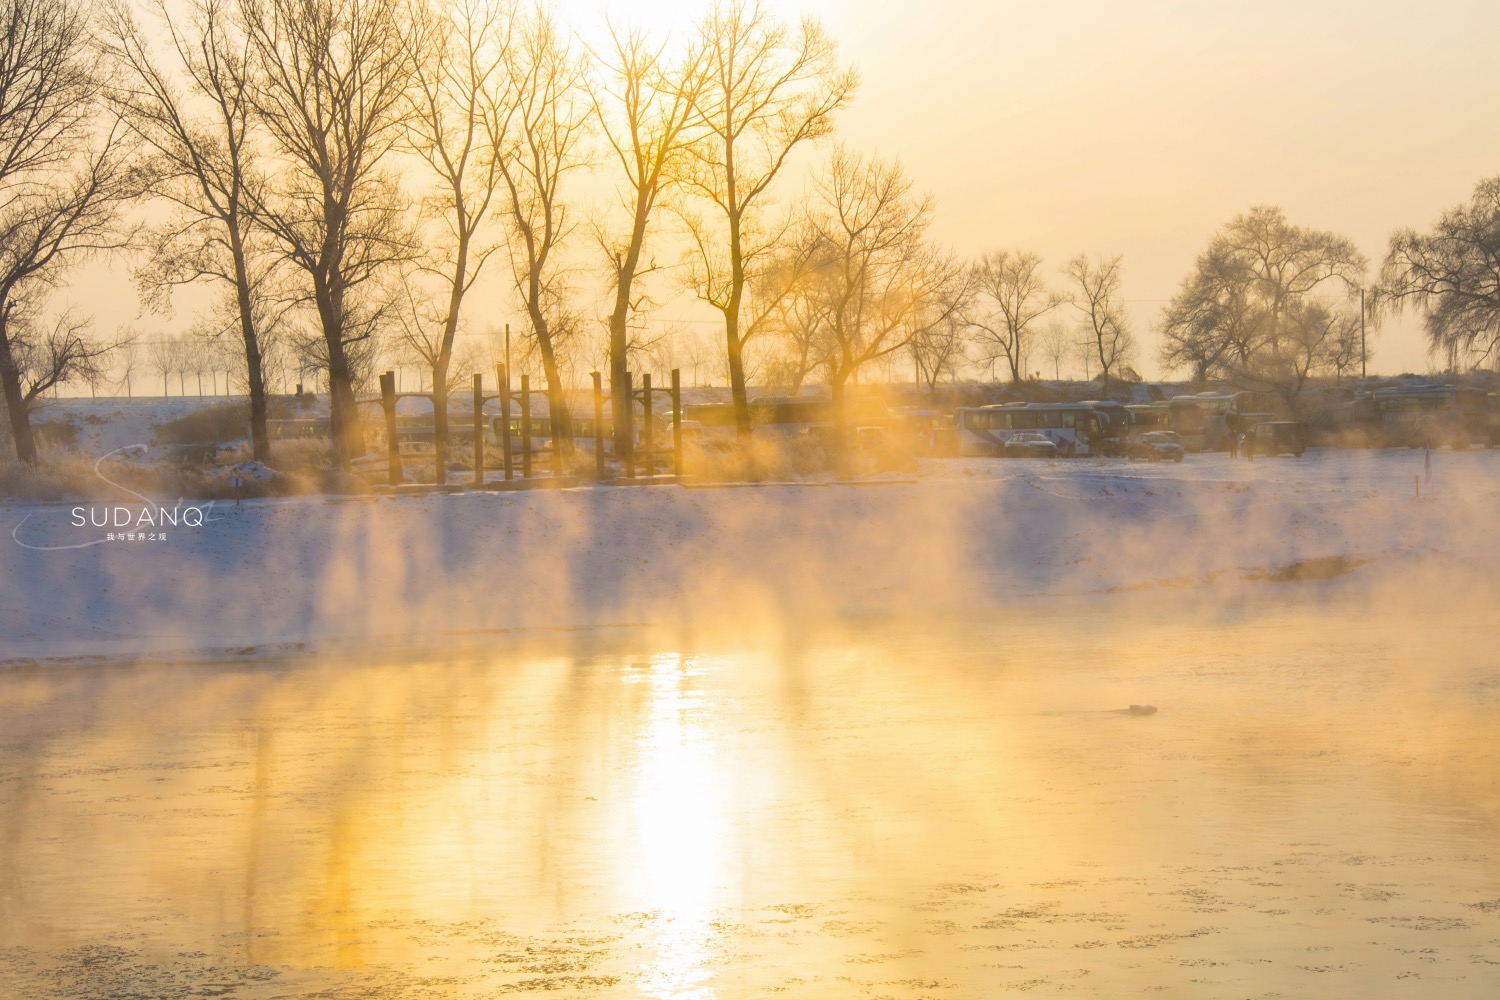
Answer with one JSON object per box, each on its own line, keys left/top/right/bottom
{"left": 956, "top": 402, "right": 1109, "bottom": 457}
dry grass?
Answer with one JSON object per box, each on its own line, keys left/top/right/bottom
{"left": 0, "top": 449, "right": 108, "bottom": 500}
{"left": 151, "top": 403, "right": 250, "bottom": 445}
{"left": 1, "top": 436, "right": 345, "bottom": 501}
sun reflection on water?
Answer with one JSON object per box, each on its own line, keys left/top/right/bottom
{"left": 4, "top": 601, "right": 1500, "bottom": 997}
{"left": 626, "top": 653, "right": 727, "bottom": 999}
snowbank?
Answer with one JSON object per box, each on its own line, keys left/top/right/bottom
{"left": 2, "top": 448, "right": 1494, "bottom": 663}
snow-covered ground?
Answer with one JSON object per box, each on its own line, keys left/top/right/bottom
{"left": 25, "top": 396, "right": 255, "bottom": 454}
{"left": 2, "top": 444, "right": 1492, "bottom": 664}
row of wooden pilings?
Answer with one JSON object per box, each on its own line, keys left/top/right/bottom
{"left": 375, "top": 367, "right": 685, "bottom": 488}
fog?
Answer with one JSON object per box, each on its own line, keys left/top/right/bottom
{"left": 3, "top": 446, "right": 1497, "bottom": 659}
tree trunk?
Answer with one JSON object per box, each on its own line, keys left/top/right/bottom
{"left": 432, "top": 362, "right": 448, "bottom": 485}
{"left": 433, "top": 225, "right": 470, "bottom": 484}
{"left": 725, "top": 322, "right": 750, "bottom": 444}
{"left": 529, "top": 298, "right": 571, "bottom": 459}
{"left": 726, "top": 208, "right": 751, "bottom": 443}
{"left": 829, "top": 370, "right": 851, "bottom": 475}
{"left": 317, "top": 282, "right": 364, "bottom": 469}
{"left": 0, "top": 310, "right": 37, "bottom": 465}
{"left": 609, "top": 309, "right": 630, "bottom": 459}
{"left": 609, "top": 238, "right": 642, "bottom": 459}
{"left": 327, "top": 355, "right": 364, "bottom": 468}
{"left": 232, "top": 249, "right": 270, "bottom": 462}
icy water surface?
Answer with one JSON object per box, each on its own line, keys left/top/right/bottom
{"left": 2, "top": 593, "right": 1498, "bottom": 998}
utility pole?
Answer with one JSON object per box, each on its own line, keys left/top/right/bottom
{"left": 505, "top": 323, "right": 511, "bottom": 382}
{"left": 1360, "top": 288, "right": 1367, "bottom": 380}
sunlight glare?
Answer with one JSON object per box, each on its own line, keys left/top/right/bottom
{"left": 628, "top": 653, "right": 727, "bottom": 1000}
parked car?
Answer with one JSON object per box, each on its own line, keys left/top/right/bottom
{"left": 1126, "top": 430, "right": 1185, "bottom": 462}
{"left": 1004, "top": 431, "right": 1059, "bottom": 458}
{"left": 1244, "top": 421, "right": 1306, "bottom": 459}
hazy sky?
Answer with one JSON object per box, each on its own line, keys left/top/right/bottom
{"left": 813, "top": 0, "right": 1500, "bottom": 376}
{"left": 88, "top": 0, "right": 1500, "bottom": 385}
{"left": 559, "top": 0, "right": 1500, "bottom": 378}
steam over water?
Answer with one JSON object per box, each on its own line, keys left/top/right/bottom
{"left": 2, "top": 592, "right": 1497, "bottom": 998}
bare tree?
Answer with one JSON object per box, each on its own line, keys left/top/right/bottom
{"left": 1037, "top": 320, "right": 1070, "bottom": 381}
{"left": 7, "top": 311, "right": 114, "bottom": 406}
{"left": 970, "top": 250, "right": 1065, "bottom": 383}
{"left": 0, "top": 0, "right": 139, "bottom": 463}
{"left": 682, "top": 0, "right": 857, "bottom": 440}
{"left": 910, "top": 276, "right": 975, "bottom": 392}
{"left": 1160, "top": 207, "right": 1365, "bottom": 406}
{"left": 400, "top": 0, "right": 510, "bottom": 482}
{"left": 184, "top": 333, "right": 215, "bottom": 396}
{"left": 237, "top": 0, "right": 416, "bottom": 468}
{"left": 791, "top": 146, "right": 964, "bottom": 450}
{"left": 148, "top": 335, "right": 179, "bottom": 397}
{"left": 1381, "top": 176, "right": 1500, "bottom": 368}
{"left": 590, "top": 22, "right": 704, "bottom": 455}
{"left": 114, "top": 331, "right": 140, "bottom": 397}
{"left": 1063, "top": 252, "right": 1133, "bottom": 394}
{"left": 104, "top": 0, "right": 278, "bottom": 460}
{"left": 495, "top": 4, "right": 589, "bottom": 449}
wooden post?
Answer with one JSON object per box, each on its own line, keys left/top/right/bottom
{"left": 498, "top": 364, "right": 513, "bottom": 482}
{"left": 380, "top": 371, "right": 402, "bottom": 486}
{"left": 592, "top": 371, "right": 605, "bottom": 481}
{"left": 671, "top": 368, "right": 683, "bottom": 478}
{"left": 472, "top": 373, "right": 484, "bottom": 486}
{"left": 642, "top": 373, "right": 654, "bottom": 476}
{"left": 624, "top": 371, "right": 635, "bottom": 479}
{"left": 520, "top": 374, "right": 532, "bottom": 478}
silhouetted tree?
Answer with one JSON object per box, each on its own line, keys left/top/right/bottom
{"left": 682, "top": 0, "right": 856, "bottom": 440}
{"left": 0, "top": 0, "right": 138, "bottom": 463}
{"left": 789, "top": 146, "right": 964, "bottom": 452}
{"left": 238, "top": 0, "right": 416, "bottom": 469}
{"left": 1064, "top": 252, "right": 1133, "bottom": 394}
{"left": 401, "top": 0, "right": 510, "bottom": 482}
{"left": 590, "top": 22, "right": 705, "bottom": 456}
{"left": 105, "top": 0, "right": 277, "bottom": 460}
{"left": 1159, "top": 206, "right": 1365, "bottom": 406}
{"left": 971, "top": 250, "right": 1065, "bottom": 383}
{"left": 496, "top": 4, "right": 589, "bottom": 449}
{"left": 1381, "top": 176, "right": 1500, "bottom": 368}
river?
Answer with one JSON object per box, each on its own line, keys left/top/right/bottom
{"left": 2, "top": 590, "right": 1497, "bottom": 998}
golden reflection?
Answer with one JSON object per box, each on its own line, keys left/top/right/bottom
{"left": 625, "top": 654, "right": 723, "bottom": 999}
{"left": 1, "top": 600, "right": 1498, "bottom": 997}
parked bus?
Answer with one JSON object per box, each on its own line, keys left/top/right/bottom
{"left": 1080, "top": 400, "right": 1131, "bottom": 455}
{"left": 956, "top": 402, "right": 1109, "bottom": 457}
{"left": 1126, "top": 402, "right": 1171, "bottom": 434}
{"left": 1167, "top": 391, "right": 1276, "bottom": 451}
{"left": 1370, "top": 385, "right": 1488, "bottom": 448}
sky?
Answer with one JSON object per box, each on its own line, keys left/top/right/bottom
{"left": 557, "top": 0, "right": 1500, "bottom": 378}
{"left": 81, "top": 0, "right": 1500, "bottom": 387}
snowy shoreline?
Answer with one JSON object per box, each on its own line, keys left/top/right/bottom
{"left": 2, "top": 449, "right": 1495, "bottom": 665}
